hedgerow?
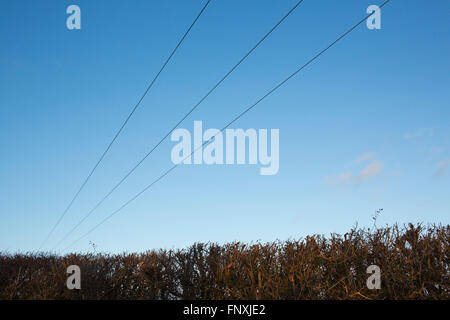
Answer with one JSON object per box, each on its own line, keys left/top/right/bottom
{"left": 1, "top": 224, "right": 448, "bottom": 299}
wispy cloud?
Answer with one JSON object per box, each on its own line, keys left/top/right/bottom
{"left": 403, "top": 127, "right": 436, "bottom": 140}
{"left": 428, "top": 146, "right": 447, "bottom": 154}
{"left": 358, "top": 160, "right": 384, "bottom": 181}
{"left": 433, "top": 159, "right": 450, "bottom": 179}
{"left": 352, "top": 152, "right": 375, "bottom": 165}
{"left": 327, "top": 153, "right": 384, "bottom": 186}
{"left": 326, "top": 172, "right": 353, "bottom": 185}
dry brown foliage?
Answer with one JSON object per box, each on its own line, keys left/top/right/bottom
{"left": 0, "top": 224, "right": 448, "bottom": 300}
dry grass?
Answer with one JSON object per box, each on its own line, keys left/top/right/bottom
{"left": 0, "top": 223, "right": 448, "bottom": 299}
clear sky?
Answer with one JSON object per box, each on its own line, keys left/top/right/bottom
{"left": 0, "top": 0, "right": 449, "bottom": 254}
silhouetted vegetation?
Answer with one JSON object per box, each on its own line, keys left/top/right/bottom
{"left": 0, "top": 224, "right": 448, "bottom": 299}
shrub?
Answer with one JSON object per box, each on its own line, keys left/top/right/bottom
{"left": 0, "top": 224, "right": 448, "bottom": 299}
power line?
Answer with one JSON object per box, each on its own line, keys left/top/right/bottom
{"left": 38, "top": 0, "right": 212, "bottom": 250}
{"left": 54, "top": 0, "right": 306, "bottom": 250}
{"left": 63, "top": 0, "right": 391, "bottom": 252}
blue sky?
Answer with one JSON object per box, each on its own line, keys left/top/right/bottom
{"left": 0, "top": 0, "right": 449, "bottom": 254}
